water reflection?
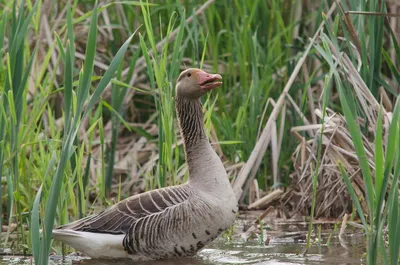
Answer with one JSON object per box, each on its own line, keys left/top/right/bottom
{"left": 0, "top": 214, "right": 367, "bottom": 265}
{"left": 72, "top": 236, "right": 365, "bottom": 265}
{"left": 77, "top": 257, "right": 211, "bottom": 265}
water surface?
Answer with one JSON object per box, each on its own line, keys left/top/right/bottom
{"left": 0, "top": 212, "right": 366, "bottom": 265}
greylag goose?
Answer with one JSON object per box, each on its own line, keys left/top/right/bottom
{"left": 53, "top": 68, "right": 238, "bottom": 260}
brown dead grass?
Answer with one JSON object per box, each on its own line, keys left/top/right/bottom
{"left": 240, "top": 1, "right": 400, "bottom": 218}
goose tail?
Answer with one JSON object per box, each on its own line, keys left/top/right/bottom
{"left": 52, "top": 229, "right": 129, "bottom": 259}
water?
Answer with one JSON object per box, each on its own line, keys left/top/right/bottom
{"left": 0, "top": 212, "right": 366, "bottom": 265}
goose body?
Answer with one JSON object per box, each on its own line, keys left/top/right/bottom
{"left": 53, "top": 68, "right": 238, "bottom": 260}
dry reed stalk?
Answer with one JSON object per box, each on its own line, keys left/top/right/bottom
{"left": 248, "top": 189, "right": 284, "bottom": 209}
{"left": 232, "top": 2, "right": 338, "bottom": 200}
{"left": 280, "top": 30, "right": 396, "bottom": 218}
{"left": 285, "top": 108, "right": 377, "bottom": 218}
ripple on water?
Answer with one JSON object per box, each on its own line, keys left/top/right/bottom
{"left": 0, "top": 219, "right": 366, "bottom": 265}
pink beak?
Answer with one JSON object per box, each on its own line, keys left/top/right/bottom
{"left": 196, "top": 71, "right": 223, "bottom": 92}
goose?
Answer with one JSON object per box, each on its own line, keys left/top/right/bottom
{"left": 53, "top": 68, "right": 238, "bottom": 260}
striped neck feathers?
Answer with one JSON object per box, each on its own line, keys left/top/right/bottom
{"left": 175, "top": 95, "right": 228, "bottom": 187}
{"left": 175, "top": 96, "right": 207, "bottom": 151}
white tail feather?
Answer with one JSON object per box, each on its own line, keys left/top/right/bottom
{"left": 52, "top": 229, "right": 130, "bottom": 259}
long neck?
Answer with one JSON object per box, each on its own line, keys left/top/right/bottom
{"left": 175, "top": 96, "right": 207, "bottom": 154}
{"left": 175, "top": 96, "right": 230, "bottom": 190}
{"left": 175, "top": 96, "right": 217, "bottom": 178}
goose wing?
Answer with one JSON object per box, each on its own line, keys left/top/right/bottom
{"left": 57, "top": 185, "right": 190, "bottom": 235}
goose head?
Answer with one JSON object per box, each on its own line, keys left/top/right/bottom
{"left": 176, "top": 68, "right": 222, "bottom": 99}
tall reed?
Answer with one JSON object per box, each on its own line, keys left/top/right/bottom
{"left": 0, "top": 0, "right": 39, "bottom": 246}
{"left": 338, "top": 87, "right": 400, "bottom": 265}
{"left": 29, "top": 1, "right": 135, "bottom": 264}
{"left": 139, "top": 1, "right": 190, "bottom": 188}
{"left": 312, "top": 1, "right": 400, "bottom": 262}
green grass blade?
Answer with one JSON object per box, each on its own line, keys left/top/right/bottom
{"left": 374, "top": 106, "right": 384, "bottom": 203}
{"left": 15, "top": 43, "right": 38, "bottom": 112}
{"left": 96, "top": 110, "right": 106, "bottom": 199}
{"left": 170, "top": 7, "right": 185, "bottom": 79}
{"left": 7, "top": 90, "right": 17, "bottom": 126}
{"left": 78, "top": 153, "right": 91, "bottom": 218}
{"left": 75, "top": 1, "right": 98, "bottom": 118}
{"left": 375, "top": 97, "right": 400, "bottom": 230}
{"left": 30, "top": 184, "right": 43, "bottom": 265}
{"left": 381, "top": 50, "right": 400, "bottom": 96}
{"left": 82, "top": 32, "right": 135, "bottom": 120}
{"left": 101, "top": 100, "right": 132, "bottom": 132}
{"left": 111, "top": 79, "right": 151, "bottom": 94}
{"left": 388, "top": 25, "right": 400, "bottom": 72}
{"left": 71, "top": 2, "right": 156, "bottom": 25}
{"left": 388, "top": 185, "right": 399, "bottom": 265}
{"left": 368, "top": 1, "right": 385, "bottom": 97}
{"left": 0, "top": 8, "right": 9, "bottom": 246}
{"left": 0, "top": 117, "right": 4, "bottom": 243}
{"left": 54, "top": 32, "right": 66, "bottom": 61}
{"left": 336, "top": 74, "right": 377, "bottom": 263}
{"left": 64, "top": 1, "right": 76, "bottom": 134}
{"left": 64, "top": 40, "right": 73, "bottom": 135}
{"left": 336, "top": 77, "right": 374, "bottom": 218}
{"left": 140, "top": 0, "right": 157, "bottom": 52}
{"left": 338, "top": 162, "right": 367, "bottom": 228}
{"left": 12, "top": 0, "right": 38, "bottom": 56}
{"left": 0, "top": 11, "right": 7, "bottom": 73}
{"left": 39, "top": 151, "right": 69, "bottom": 265}
{"left": 31, "top": 151, "right": 57, "bottom": 265}
{"left": 139, "top": 34, "right": 155, "bottom": 89}
{"left": 383, "top": 97, "right": 400, "bottom": 265}
{"left": 66, "top": 0, "right": 75, "bottom": 60}
{"left": 35, "top": 39, "right": 57, "bottom": 88}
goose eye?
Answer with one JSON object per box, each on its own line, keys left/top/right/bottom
{"left": 187, "top": 73, "right": 192, "bottom": 77}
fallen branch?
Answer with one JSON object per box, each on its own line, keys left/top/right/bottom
{"left": 248, "top": 189, "right": 283, "bottom": 209}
